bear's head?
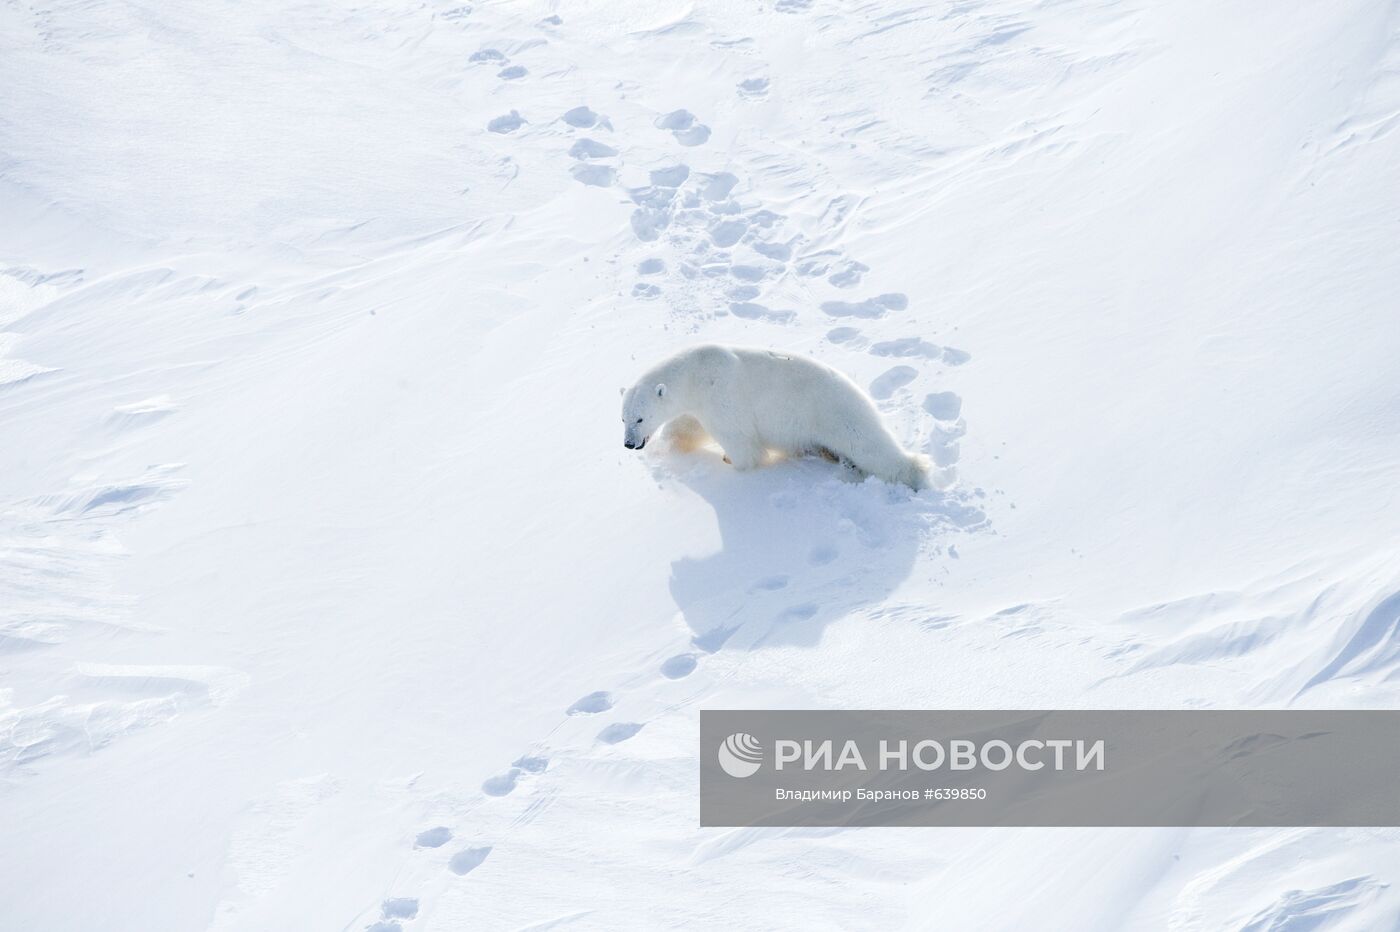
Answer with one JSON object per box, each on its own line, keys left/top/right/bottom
{"left": 620, "top": 380, "right": 674, "bottom": 450}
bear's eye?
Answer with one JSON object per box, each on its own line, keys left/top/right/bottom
{"left": 635, "top": 417, "right": 644, "bottom": 424}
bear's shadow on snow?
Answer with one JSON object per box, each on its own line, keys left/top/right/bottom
{"left": 665, "top": 451, "right": 987, "bottom": 650}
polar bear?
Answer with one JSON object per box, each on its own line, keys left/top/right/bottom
{"left": 621, "top": 344, "right": 930, "bottom": 490}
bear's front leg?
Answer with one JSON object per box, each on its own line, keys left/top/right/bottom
{"left": 661, "top": 414, "right": 711, "bottom": 453}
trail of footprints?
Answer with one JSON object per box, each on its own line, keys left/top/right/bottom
{"left": 390, "top": 525, "right": 880, "bottom": 926}
{"left": 482, "top": 65, "right": 975, "bottom": 444}
{"left": 555, "top": 92, "right": 970, "bottom": 480}
{"left": 380, "top": 20, "right": 974, "bottom": 926}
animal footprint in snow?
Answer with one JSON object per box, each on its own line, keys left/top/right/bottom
{"left": 498, "top": 65, "right": 527, "bottom": 80}
{"left": 481, "top": 753, "right": 549, "bottom": 796}
{"left": 751, "top": 575, "right": 789, "bottom": 592}
{"left": 675, "top": 125, "right": 711, "bottom": 146}
{"left": 631, "top": 208, "right": 670, "bottom": 242}
{"left": 660, "top": 654, "right": 698, "bottom": 678}
{"left": 738, "top": 76, "right": 769, "bottom": 98}
{"left": 753, "top": 240, "right": 791, "bottom": 261}
{"left": 513, "top": 755, "right": 548, "bottom": 774}
{"left": 568, "top": 140, "right": 618, "bottom": 186}
{"left": 826, "top": 326, "right": 863, "bottom": 346}
{"left": 821, "top": 293, "right": 908, "bottom": 318}
{"left": 382, "top": 898, "right": 418, "bottom": 920}
{"left": 415, "top": 826, "right": 452, "bottom": 848}
{"left": 870, "top": 366, "right": 917, "bottom": 400}
{"left": 563, "top": 106, "right": 597, "bottom": 127}
{"left": 828, "top": 260, "right": 868, "bottom": 288}
{"left": 654, "top": 109, "right": 711, "bottom": 146}
{"left": 655, "top": 110, "right": 692, "bottom": 129}
{"left": 470, "top": 49, "right": 506, "bottom": 63}
{"left": 481, "top": 770, "right": 520, "bottom": 796}
{"left": 567, "top": 690, "right": 614, "bottom": 715}
{"left": 923, "top": 392, "right": 962, "bottom": 420}
{"left": 728, "top": 301, "right": 795, "bottom": 324}
{"left": 795, "top": 250, "right": 840, "bottom": 276}
{"left": 778, "top": 603, "right": 818, "bottom": 624}
{"left": 487, "top": 111, "right": 525, "bottom": 134}
{"left": 870, "top": 337, "right": 940, "bottom": 359}
{"left": 808, "top": 543, "right": 839, "bottom": 565}
{"left": 598, "top": 722, "right": 644, "bottom": 744}
{"left": 448, "top": 846, "right": 492, "bottom": 875}
{"left": 709, "top": 218, "right": 747, "bottom": 247}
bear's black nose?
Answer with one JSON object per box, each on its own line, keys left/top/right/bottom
{"left": 624, "top": 440, "right": 636, "bottom": 449}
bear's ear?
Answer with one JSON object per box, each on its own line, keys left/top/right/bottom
{"left": 655, "top": 383, "right": 667, "bottom": 398}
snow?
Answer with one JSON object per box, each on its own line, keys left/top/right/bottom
{"left": 2, "top": 0, "right": 1399, "bottom": 928}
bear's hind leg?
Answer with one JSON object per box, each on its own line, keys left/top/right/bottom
{"left": 843, "top": 433, "right": 928, "bottom": 490}
{"left": 819, "top": 446, "right": 867, "bottom": 482}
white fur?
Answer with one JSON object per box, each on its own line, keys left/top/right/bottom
{"left": 621, "top": 344, "right": 930, "bottom": 490}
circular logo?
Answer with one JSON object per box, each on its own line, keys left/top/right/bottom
{"left": 718, "top": 732, "right": 763, "bottom": 778}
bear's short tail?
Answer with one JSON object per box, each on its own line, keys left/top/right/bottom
{"left": 895, "top": 451, "right": 932, "bottom": 491}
